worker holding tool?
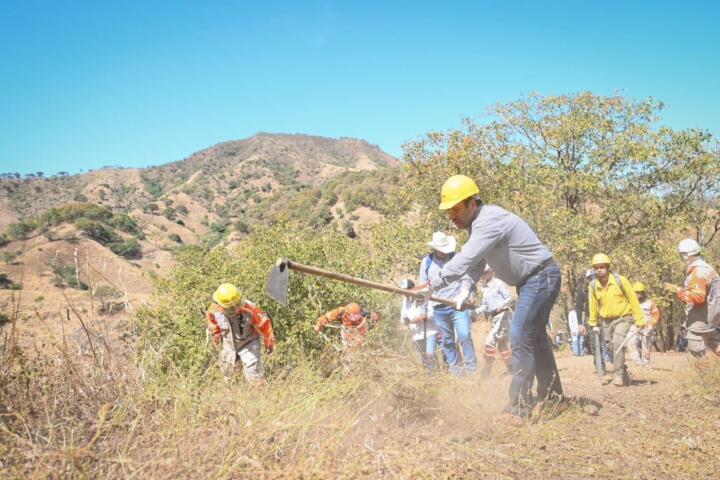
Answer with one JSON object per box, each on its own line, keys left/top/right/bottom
{"left": 206, "top": 283, "right": 275, "bottom": 383}
{"left": 632, "top": 282, "right": 660, "bottom": 366}
{"left": 477, "top": 265, "right": 514, "bottom": 375}
{"left": 417, "top": 175, "right": 564, "bottom": 423}
{"left": 314, "top": 302, "right": 381, "bottom": 350}
{"left": 663, "top": 239, "right": 720, "bottom": 368}
{"left": 587, "top": 253, "right": 645, "bottom": 387}
{"left": 400, "top": 279, "right": 438, "bottom": 369}
{"left": 419, "top": 231, "right": 477, "bottom": 375}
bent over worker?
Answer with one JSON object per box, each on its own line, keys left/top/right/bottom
{"left": 587, "top": 254, "right": 645, "bottom": 386}
{"left": 315, "top": 303, "right": 381, "bottom": 350}
{"left": 420, "top": 175, "right": 563, "bottom": 422}
{"left": 206, "top": 283, "right": 275, "bottom": 382}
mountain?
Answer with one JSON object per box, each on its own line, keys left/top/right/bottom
{"left": 0, "top": 133, "right": 401, "bottom": 338}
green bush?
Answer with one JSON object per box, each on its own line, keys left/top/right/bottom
{"left": 168, "top": 233, "right": 182, "bottom": 243}
{"left": 53, "top": 264, "right": 88, "bottom": 290}
{"left": 74, "top": 218, "right": 120, "bottom": 245}
{"left": 108, "top": 214, "right": 142, "bottom": 237}
{"left": 109, "top": 238, "right": 142, "bottom": 259}
{"left": 135, "top": 220, "right": 425, "bottom": 376}
{"left": 7, "top": 220, "right": 36, "bottom": 240}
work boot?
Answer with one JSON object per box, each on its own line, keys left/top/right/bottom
{"left": 612, "top": 370, "right": 629, "bottom": 387}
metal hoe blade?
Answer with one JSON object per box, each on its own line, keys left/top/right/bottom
{"left": 266, "top": 261, "right": 290, "bottom": 307}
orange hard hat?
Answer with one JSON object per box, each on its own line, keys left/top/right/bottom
{"left": 346, "top": 302, "right": 362, "bottom": 314}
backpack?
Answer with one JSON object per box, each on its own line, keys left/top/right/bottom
{"left": 705, "top": 272, "right": 720, "bottom": 331}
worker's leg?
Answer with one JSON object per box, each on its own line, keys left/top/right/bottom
{"left": 218, "top": 332, "right": 238, "bottom": 375}
{"left": 508, "top": 264, "right": 562, "bottom": 415}
{"left": 434, "top": 308, "right": 461, "bottom": 375}
{"left": 640, "top": 328, "right": 652, "bottom": 363}
{"left": 611, "top": 319, "right": 632, "bottom": 385}
{"left": 452, "top": 309, "right": 476, "bottom": 372}
{"left": 239, "top": 339, "right": 264, "bottom": 383}
{"left": 425, "top": 332, "right": 438, "bottom": 370}
{"left": 533, "top": 265, "right": 563, "bottom": 403}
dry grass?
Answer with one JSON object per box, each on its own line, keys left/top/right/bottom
{"left": 3, "top": 304, "right": 720, "bottom": 479}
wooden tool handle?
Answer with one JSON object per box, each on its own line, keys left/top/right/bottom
{"left": 277, "top": 258, "right": 461, "bottom": 309}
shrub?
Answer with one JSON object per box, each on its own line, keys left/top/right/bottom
{"left": 162, "top": 208, "right": 176, "bottom": 221}
{"left": 135, "top": 220, "right": 424, "bottom": 375}
{"left": 108, "top": 214, "right": 142, "bottom": 236}
{"left": 168, "top": 233, "right": 183, "bottom": 243}
{"left": 143, "top": 203, "right": 160, "bottom": 214}
{"left": 8, "top": 220, "right": 36, "bottom": 240}
{"left": 109, "top": 238, "right": 142, "bottom": 259}
{"left": 53, "top": 264, "right": 88, "bottom": 290}
{"left": 74, "top": 218, "right": 120, "bottom": 245}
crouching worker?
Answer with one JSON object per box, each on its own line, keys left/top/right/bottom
{"left": 206, "top": 283, "right": 275, "bottom": 383}
{"left": 400, "top": 279, "right": 438, "bottom": 370}
{"left": 314, "top": 303, "right": 381, "bottom": 351}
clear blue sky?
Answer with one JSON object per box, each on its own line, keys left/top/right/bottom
{"left": 1, "top": 1, "right": 718, "bottom": 175}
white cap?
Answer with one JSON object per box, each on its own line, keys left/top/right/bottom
{"left": 426, "top": 231, "right": 456, "bottom": 254}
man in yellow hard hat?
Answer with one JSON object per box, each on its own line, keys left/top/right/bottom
{"left": 206, "top": 283, "right": 276, "bottom": 382}
{"left": 420, "top": 175, "right": 564, "bottom": 422}
{"left": 587, "top": 254, "right": 644, "bottom": 386}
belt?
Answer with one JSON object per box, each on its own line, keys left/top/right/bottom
{"left": 518, "top": 257, "right": 557, "bottom": 289}
{"left": 599, "top": 315, "right": 634, "bottom": 323}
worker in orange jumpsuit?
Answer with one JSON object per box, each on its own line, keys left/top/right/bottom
{"left": 206, "top": 283, "right": 275, "bottom": 382}
{"left": 314, "top": 302, "right": 381, "bottom": 350}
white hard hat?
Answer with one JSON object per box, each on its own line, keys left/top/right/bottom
{"left": 677, "top": 238, "right": 701, "bottom": 257}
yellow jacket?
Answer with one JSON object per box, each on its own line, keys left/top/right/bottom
{"left": 588, "top": 273, "right": 645, "bottom": 327}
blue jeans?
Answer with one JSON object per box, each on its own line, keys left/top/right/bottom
{"left": 571, "top": 334, "right": 585, "bottom": 356}
{"left": 508, "top": 264, "right": 563, "bottom": 415}
{"left": 433, "top": 308, "right": 476, "bottom": 375}
{"left": 414, "top": 332, "right": 438, "bottom": 370}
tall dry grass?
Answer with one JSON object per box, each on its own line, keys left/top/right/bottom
{"left": 4, "top": 298, "right": 720, "bottom": 478}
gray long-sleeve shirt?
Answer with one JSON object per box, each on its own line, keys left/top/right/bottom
{"left": 430, "top": 205, "right": 552, "bottom": 288}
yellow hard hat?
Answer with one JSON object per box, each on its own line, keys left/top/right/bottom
{"left": 591, "top": 253, "right": 611, "bottom": 266}
{"left": 439, "top": 175, "right": 480, "bottom": 210}
{"left": 213, "top": 283, "right": 241, "bottom": 308}
{"left": 632, "top": 281, "right": 646, "bottom": 293}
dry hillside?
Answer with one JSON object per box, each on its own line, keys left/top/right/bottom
{"left": 0, "top": 134, "right": 401, "bottom": 346}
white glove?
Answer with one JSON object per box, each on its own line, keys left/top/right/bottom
{"left": 455, "top": 288, "right": 470, "bottom": 310}
{"left": 476, "top": 304, "right": 490, "bottom": 316}
{"left": 592, "top": 326, "right": 600, "bottom": 333}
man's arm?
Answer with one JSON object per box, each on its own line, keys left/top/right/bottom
{"left": 677, "top": 270, "right": 709, "bottom": 306}
{"left": 588, "top": 286, "right": 599, "bottom": 327}
{"left": 430, "top": 223, "right": 501, "bottom": 288}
